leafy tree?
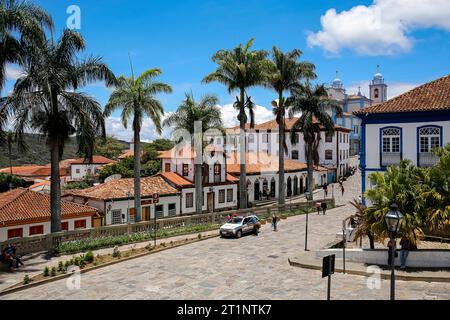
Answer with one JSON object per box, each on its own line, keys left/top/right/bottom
{"left": 265, "top": 46, "right": 316, "bottom": 204}
{"left": 288, "top": 83, "right": 342, "bottom": 200}
{"left": 93, "top": 136, "right": 127, "bottom": 160}
{"left": 203, "top": 38, "right": 269, "bottom": 209}
{"left": 98, "top": 157, "right": 134, "bottom": 182}
{"left": 104, "top": 69, "right": 172, "bottom": 222}
{"left": 6, "top": 29, "right": 117, "bottom": 232}
{"left": 0, "top": 172, "right": 26, "bottom": 192}
{"left": 163, "top": 93, "right": 223, "bottom": 214}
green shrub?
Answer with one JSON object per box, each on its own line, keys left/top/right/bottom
{"left": 84, "top": 250, "right": 94, "bottom": 263}
{"left": 57, "top": 261, "right": 64, "bottom": 272}
{"left": 43, "top": 266, "right": 49, "bottom": 277}
{"left": 112, "top": 246, "right": 121, "bottom": 258}
{"left": 23, "top": 274, "right": 30, "bottom": 284}
{"left": 50, "top": 267, "right": 56, "bottom": 277}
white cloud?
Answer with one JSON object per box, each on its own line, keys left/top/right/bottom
{"left": 346, "top": 80, "right": 419, "bottom": 99}
{"left": 218, "top": 103, "right": 274, "bottom": 128}
{"left": 5, "top": 65, "right": 23, "bottom": 81}
{"left": 105, "top": 103, "right": 275, "bottom": 142}
{"left": 105, "top": 112, "right": 173, "bottom": 142}
{"left": 307, "top": 0, "right": 450, "bottom": 55}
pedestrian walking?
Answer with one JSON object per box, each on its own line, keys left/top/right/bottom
{"left": 399, "top": 235, "right": 410, "bottom": 270}
{"left": 340, "top": 184, "right": 345, "bottom": 196}
{"left": 315, "top": 202, "right": 321, "bottom": 215}
{"left": 272, "top": 213, "right": 278, "bottom": 231}
{"left": 322, "top": 182, "right": 328, "bottom": 198}
{"left": 321, "top": 202, "right": 327, "bottom": 215}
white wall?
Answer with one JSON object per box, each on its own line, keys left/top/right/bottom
{"left": 70, "top": 164, "right": 102, "bottom": 181}
{"left": 181, "top": 184, "right": 238, "bottom": 214}
{"left": 0, "top": 216, "right": 92, "bottom": 241}
{"left": 100, "top": 195, "right": 180, "bottom": 225}
{"left": 365, "top": 120, "right": 450, "bottom": 169}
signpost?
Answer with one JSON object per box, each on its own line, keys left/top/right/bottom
{"left": 322, "top": 254, "right": 335, "bottom": 300}
{"left": 153, "top": 193, "right": 159, "bottom": 247}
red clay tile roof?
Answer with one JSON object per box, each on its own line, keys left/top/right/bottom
{"left": 355, "top": 74, "right": 450, "bottom": 115}
{"left": 161, "top": 172, "right": 194, "bottom": 187}
{"left": 66, "top": 175, "right": 178, "bottom": 200}
{"left": 226, "top": 152, "right": 311, "bottom": 175}
{"left": 71, "top": 155, "right": 116, "bottom": 165}
{"left": 0, "top": 189, "right": 98, "bottom": 227}
{"left": 227, "top": 117, "right": 351, "bottom": 132}
{"left": 226, "top": 173, "right": 239, "bottom": 182}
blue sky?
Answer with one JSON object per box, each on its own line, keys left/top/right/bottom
{"left": 4, "top": 0, "right": 450, "bottom": 141}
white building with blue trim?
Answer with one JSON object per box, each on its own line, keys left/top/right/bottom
{"left": 355, "top": 74, "right": 450, "bottom": 202}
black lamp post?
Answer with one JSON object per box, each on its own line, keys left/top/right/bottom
{"left": 384, "top": 203, "right": 404, "bottom": 301}
{"left": 304, "top": 193, "right": 310, "bottom": 251}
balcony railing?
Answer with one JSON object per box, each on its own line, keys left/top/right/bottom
{"left": 419, "top": 152, "right": 439, "bottom": 167}
{"left": 381, "top": 152, "right": 401, "bottom": 166}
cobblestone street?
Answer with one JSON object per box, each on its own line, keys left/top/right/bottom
{"left": 2, "top": 167, "right": 449, "bottom": 300}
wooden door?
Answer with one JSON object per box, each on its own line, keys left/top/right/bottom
{"left": 142, "top": 207, "right": 150, "bottom": 221}
{"left": 165, "top": 163, "right": 171, "bottom": 172}
{"left": 207, "top": 192, "right": 214, "bottom": 212}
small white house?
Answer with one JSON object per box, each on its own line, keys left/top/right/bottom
{"left": 0, "top": 189, "right": 98, "bottom": 241}
{"left": 355, "top": 74, "right": 450, "bottom": 202}
{"left": 64, "top": 174, "right": 181, "bottom": 225}
{"left": 69, "top": 155, "right": 116, "bottom": 181}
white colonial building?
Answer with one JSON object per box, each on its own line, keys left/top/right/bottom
{"left": 158, "top": 145, "right": 238, "bottom": 213}
{"left": 225, "top": 118, "right": 351, "bottom": 183}
{"left": 63, "top": 175, "right": 181, "bottom": 225}
{"left": 355, "top": 74, "right": 450, "bottom": 202}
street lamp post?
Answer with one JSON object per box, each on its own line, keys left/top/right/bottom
{"left": 304, "top": 193, "right": 310, "bottom": 251}
{"left": 384, "top": 203, "right": 404, "bottom": 301}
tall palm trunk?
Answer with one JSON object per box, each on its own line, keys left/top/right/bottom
{"left": 50, "top": 138, "right": 62, "bottom": 232}
{"left": 194, "top": 121, "right": 203, "bottom": 214}
{"left": 305, "top": 141, "right": 314, "bottom": 201}
{"left": 133, "top": 116, "right": 142, "bottom": 222}
{"left": 238, "top": 88, "right": 247, "bottom": 209}
{"left": 278, "top": 94, "right": 285, "bottom": 205}
{"left": 50, "top": 89, "right": 61, "bottom": 233}
{"left": 195, "top": 163, "right": 203, "bottom": 214}
{"left": 8, "top": 141, "right": 12, "bottom": 175}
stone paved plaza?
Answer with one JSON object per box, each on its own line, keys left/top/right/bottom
{"left": 2, "top": 167, "right": 449, "bottom": 300}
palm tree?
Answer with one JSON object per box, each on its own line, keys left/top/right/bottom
{"left": 7, "top": 29, "right": 117, "bottom": 233}
{"left": 104, "top": 69, "right": 172, "bottom": 222}
{"left": 365, "top": 161, "right": 429, "bottom": 248}
{"left": 265, "top": 46, "right": 316, "bottom": 205}
{"left": 203, "top": 38, "right": 269, "bottom": 209}
{"left": 5, "top": 131, "right": 15, "bottom": 174}
{"left": 0, "top": 0, "right": 53, "bottom": 92}
{"left": 163, "top": 93, "right": 223, "bottom": 215}
{"left": 288, "top": 83, "right": 342, "bottom": 200}
{"left": 1, "top": 0, "right": 53, "bottom": 135}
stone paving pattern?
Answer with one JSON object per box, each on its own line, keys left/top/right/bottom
{"left": 2, "top": 166, "right": 450, "bottom": 300}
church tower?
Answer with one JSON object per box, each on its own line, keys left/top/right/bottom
{"left": 369, "top": 65, "right": 388, "bottom": 104}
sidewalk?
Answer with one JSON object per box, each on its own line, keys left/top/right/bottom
{"left": 0, "top": 229, "right": 220, "bottom": 291}
{"left": 289, "top": 251, "right": 450, "bottom": 283}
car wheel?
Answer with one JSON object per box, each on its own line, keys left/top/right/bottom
{"left": 236, "top": 230, "right": 242, "bottom": 238}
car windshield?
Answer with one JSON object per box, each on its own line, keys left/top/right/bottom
{"left": 230, "top": 217, "right": 243, "bottom": 224}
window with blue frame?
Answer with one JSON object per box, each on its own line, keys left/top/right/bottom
{"left": 418, "top": 126, "right": 441, "bottom": 167}
{"left": 381, "top": 127, "right": 401, "bottom": 166}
